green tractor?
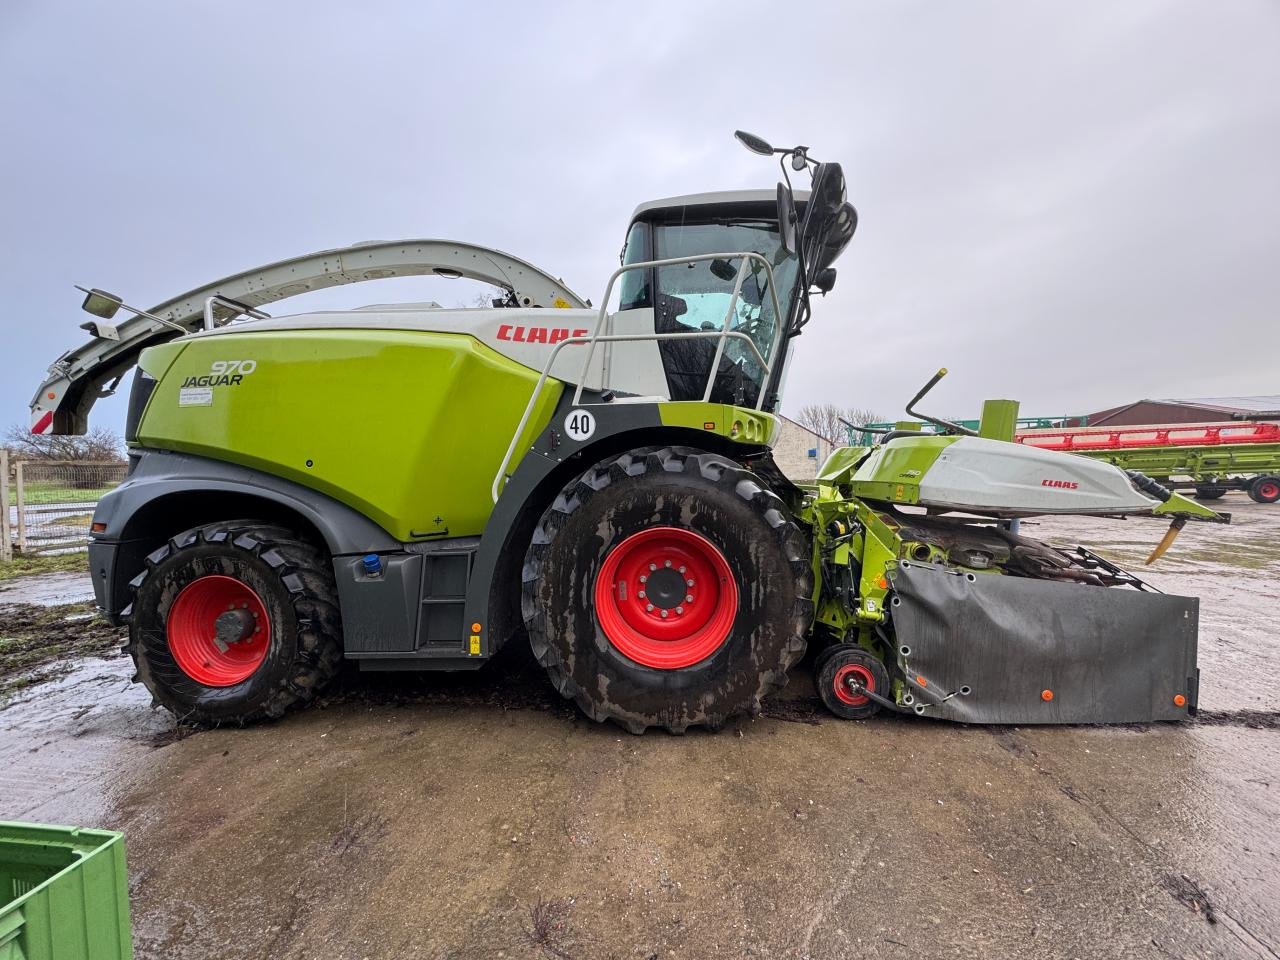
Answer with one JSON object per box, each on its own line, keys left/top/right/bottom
{"left": 33, "top": 132, "right": 1224, "bottom": 732}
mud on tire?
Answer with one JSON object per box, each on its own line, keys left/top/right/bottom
{"left": 522, "top": 446, "right": 814, "bottom": 734}
{"left": 126, "top": 521, "right": 343, "bottom": 724}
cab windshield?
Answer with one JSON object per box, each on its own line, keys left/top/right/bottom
{"left": 620, "top": 218, "right": 800, "bottom": 405}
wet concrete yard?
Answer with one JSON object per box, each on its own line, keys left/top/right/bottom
{"left": 2, "top": 498, "right": 1277, "bottom": 958}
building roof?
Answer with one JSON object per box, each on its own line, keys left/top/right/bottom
{"left": 1079, "top": 395, "right": 1280, "bottom": 426}
{"left": 1156, "top": 396, "right": 1280, "bottom": 414}
{"left": 777, "top": 414, "right": 833, "bottom": 443}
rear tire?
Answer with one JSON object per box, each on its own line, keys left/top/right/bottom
{"left": 1194, "top": 484, "right": 1227, "bottom": 501}
{"left": 1248, "top": 475, "right": 1280, "bottom": 504}
{"left": 126, "top": 521, "right": 343, "bottom": 724}
{"left": 522, "top": 446, "right": 813, "bottom": 734}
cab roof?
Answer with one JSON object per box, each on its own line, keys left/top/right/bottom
{"left": 631, "top": 188, "right": 810, "bottom": 222}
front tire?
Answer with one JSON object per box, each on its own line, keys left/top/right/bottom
{"left": 817, "top": 644, "right": 890, "bottom": 721}
{"left": 522, "top": 446, "right": 813, "bottom": 734}
{"left": 127, "top": 521, "right": 343, "bottom": 724}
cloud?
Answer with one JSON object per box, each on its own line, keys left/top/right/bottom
{"left": 2, "top": 0, "right": 1277, "bottom": 434}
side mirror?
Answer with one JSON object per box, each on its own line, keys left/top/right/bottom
{"left": 734, "top": 130, "right": 774, "bottom": 156}
{"left": 811, "top": 267, "right": 837, "bottom": 295}
{"left": 80, "top": 288, "right": 123, "bottom": 320}
{"left": 776, "top": 183, "right": 797, "bottom": 256}
{"left": 709, "top": 258, "right": 738, "bottom": 282}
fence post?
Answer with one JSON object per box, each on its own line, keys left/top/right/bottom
{"left": 0, "top": 451, "right": 10, "bottom": 563}
{"left": 14, "top": 461, "right": 26, "bottom": 555}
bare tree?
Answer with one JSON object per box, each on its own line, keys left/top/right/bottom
{"left": 3, "top": 424, "right": 124, "bottom": 462}
{"left": 464, "top": 285, "right": 509, "bottom": 309}
{"left": 794, "top": 404, "right": 884, "bottom": 444}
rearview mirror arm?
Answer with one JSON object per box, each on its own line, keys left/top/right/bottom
{"left": 777, "top": 157, "right": 812, "bottom": 333}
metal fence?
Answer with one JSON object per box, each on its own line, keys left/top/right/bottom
{"left": 2, "top": 452, "right": 128, "bottom": 559}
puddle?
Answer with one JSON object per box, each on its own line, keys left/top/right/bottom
{"left": 0, "top": 570, "right": 96, "bottom": 607}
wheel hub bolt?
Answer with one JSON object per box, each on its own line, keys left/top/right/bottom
{"left": 660, "top": 610, "right": 669, "bottom": 618}
{"left": 638, "top": 590, "right": 646, "bottom": 599}
{"left": 686, "top": 594, "right": 694, "bottom": 602}
{"left": 675, "top": 606, "right": 684, "bottom": 615}
{"left": 646, "top": 603, "right": 654, "bottom": 612}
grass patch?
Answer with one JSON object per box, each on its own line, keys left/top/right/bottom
{"left": 0, "top": 552, "right": 89, "bottom": 581}
{"left": 7, "top": 482, "right": 117, "bottom": 507}
{"left": 0, "top": 601, "right": 126, "bottom": 702}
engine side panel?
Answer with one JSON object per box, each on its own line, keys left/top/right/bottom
{"left": 133, "top": 329, "right": 562, "bottom": 541}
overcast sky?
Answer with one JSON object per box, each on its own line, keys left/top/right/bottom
{"left": 2, "top": 0, "right": 1277, "bottom": 435}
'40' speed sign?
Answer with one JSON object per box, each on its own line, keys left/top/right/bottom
{"left": 564, "top": 409, "right": 596, "bottom": 441}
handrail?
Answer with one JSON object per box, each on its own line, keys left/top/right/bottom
{"left": 490, "top": 250, "right": 785, "bottom": 503}
{"left": 571, "top": 251, "right": 783, "bottom": 406}
{"left": 203, "top": 295, "right": 270, "bottom": 331}
{"left": 491, "top": 330, "right": 771, "bottom": 503}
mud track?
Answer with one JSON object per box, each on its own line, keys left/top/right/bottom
{"left": 0, "top": 602, "right": 125, "bottom": 699}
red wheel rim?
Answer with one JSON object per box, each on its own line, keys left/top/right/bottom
{"left": 166, "top": 575, "right": 271, "bottom": 686}
{"left": 833, "top": 663, "right": 876, "bottom": 706}
{"left": 1259, "top": 480, "right": 1279, "bottom": 500}
{"left": 593, "top": 526, "right": 737, "bottom": 669}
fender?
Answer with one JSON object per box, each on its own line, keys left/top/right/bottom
{"left": 461, "top": 393, "right": 774, "bottom": 658}
{"left": 90, "top": 449, "right": 400, "bottom": 619}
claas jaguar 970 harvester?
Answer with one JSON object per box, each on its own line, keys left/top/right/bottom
{"left": 31, "top": 132, "right": 1224, "bottom": 732}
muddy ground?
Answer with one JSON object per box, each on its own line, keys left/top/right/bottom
{"left": 1, "top": 497, "right": 1277, "bottom": 959}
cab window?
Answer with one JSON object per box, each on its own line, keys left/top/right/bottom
{"left": 618, "top": 222, "right": 651, "bottom": 310}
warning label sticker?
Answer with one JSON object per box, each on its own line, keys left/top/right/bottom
{"left": 179, "top": 387, "right": 214, "bottom": 407}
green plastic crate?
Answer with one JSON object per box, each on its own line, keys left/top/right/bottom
{"left": 0, "top": 822, "right": 132, "bottom": 960}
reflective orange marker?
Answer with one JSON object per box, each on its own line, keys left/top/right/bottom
{"left": 703, "top": 421, "right": 716, "bottom": 430}
{"left": 471, "top": 622, "right": 482, "bottom": 634}
{"left": 1041, "top": 689, "right": 1054, "bottom": 702}
{"left": 916, "top": 675, "right": 928, "bottom": 687}
{"left": 1173, "top": 694, "right": 1186, "bottom": 707}
{"left": 877, "top": 576, "right": 888, "bottom": 590}
{"left": 47, "top": 392, "right": 56, "bottom": 399}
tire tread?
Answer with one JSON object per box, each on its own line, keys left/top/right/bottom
{"left": 523, "top": 446, "right": 813, "bottom": 733}
{"left": 128, "top": 520, "right": 343, "bottom": 724}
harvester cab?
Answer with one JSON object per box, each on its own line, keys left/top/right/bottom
{"left": 30, "top": 130, "right": 1222, "bottom": 735}
{"left": 567, "top": 131, "right": 855, "bottom": 412}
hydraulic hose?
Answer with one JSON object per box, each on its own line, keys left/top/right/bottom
{"left": 1126, "top": 470, "right": 1172, "bottom": 502}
